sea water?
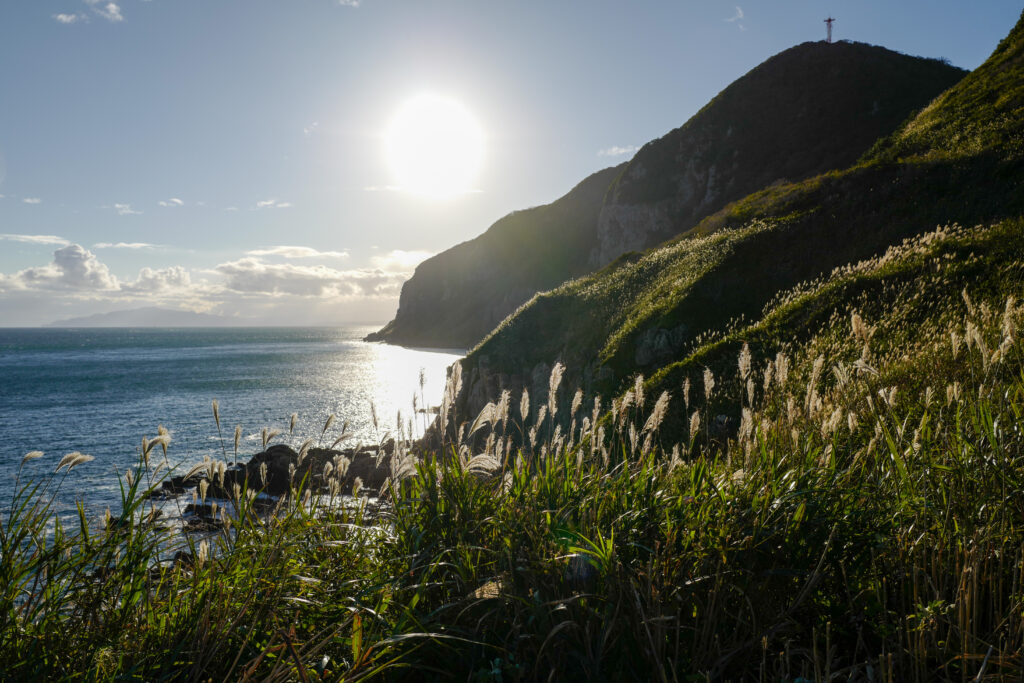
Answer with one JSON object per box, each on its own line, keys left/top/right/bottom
{"left": 0, "top": 327, "right": 462, "bottom": 517}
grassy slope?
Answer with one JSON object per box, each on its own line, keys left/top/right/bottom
{"left": 8, "top": 228, "right": 1024, "bottom": 682}
{"left": 465, "top": 11, "right": 1024, "bottom": 405}
{"left": 371, "top": 42, "right": 964, "bottom": 350}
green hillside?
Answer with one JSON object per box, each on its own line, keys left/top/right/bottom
{"left": 368, "top": 41, "right": 964, "bottom": 350}
{"left": 593, "top": 40, "right": 965, "bottom": 266}
{"left": 455, "top": 11, "right": 1024, "bottom": 424}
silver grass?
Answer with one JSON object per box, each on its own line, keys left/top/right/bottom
{"left": 21, "top": 451, "right": 43, "bottom": 466}
{"left": 738, "top": 343, "right": 751, "bottom": 380}
{"left": 689, "top": 411, "right": 700, "bottom": 442}
{"left": 775, "top": 352, "right": 789, "bottom": 387}
{"left": 179, "top": 461, "right": 205, "bottom": 483}
{"left": 157, "top": 424, "right": 171, "bottom": 456}
{"left": 547, "top": 362, "right": 565, "bottom": 418}
{"left": 642, "top": 391, "right": 670, "bottom": 434}
{"left": 196, "top": 540, "right": 209, "bottom": 568}
{"left": 634, "top": 374, "right": 645, "bottom": 408}
{"left": 519, "top": 388, "right": 530, "bottom": 424}
{"left": 570, "top": 388, "right": 583, "bottom": 421}
{"left": 703, "top": 368, "right": 715, "bottom": 401}
{"left": 289, "top": 412, "right": 298, "bottom": 435}
{"left": 212, "top": 399, "right": 220, "bottom": 430}
{"left": 466, "top": 454, "right": 501, "bottom": 476}
{"left": 55, "top": 451, "right": 90, "bottom": 473}
{"left": 469, "top": 402, "right": 496, "bottom": 438}
{"left": 329, "top": 433, "right": 354, "bottom": 449}
{"left": 497, "top": 390, "right": 511, "bottom": 431}
{"left": 683, "top": 377, "right": 691, "bottom": 411}
{"left": 298, "top": 438, "right": 313, "bottom": 465}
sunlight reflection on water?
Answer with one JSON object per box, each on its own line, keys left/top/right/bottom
{"left": 0, "top": 327, "right": 462, "bottom": 516}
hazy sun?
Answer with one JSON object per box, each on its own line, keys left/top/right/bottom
{"left": 384, "top": 94, "right": 484, "bottom": 199}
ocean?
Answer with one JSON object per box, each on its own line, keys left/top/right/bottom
{"left": 0, "top": 327, "right": 462, "bottom": 516}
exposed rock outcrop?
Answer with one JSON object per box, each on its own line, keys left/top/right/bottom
{"left": 366, "top": 165, "right": 625, "bottom": 350}
{"left": 590, "top": 41, "right": 967, "bottom": 267}
{"left": 369, "top": 41, "right": 965, "bottom": 352}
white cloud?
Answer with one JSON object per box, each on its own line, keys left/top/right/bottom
{"left": 597, "top": 145, "right": 639, "bottom": 157}
{"left": 245, "top": 246, "right": 350, "bottom": 259}
{"left": 214, "top": 258, "right": 406, "bottom": 297}
{"left": 255, "top": 199, "right": 292, "bottom": 209}
{"left": 725, "top": 6, "right": 744, "bottom": 22}
{"left": 53, "top": 13, "right": 87, "bottom": 24}
{"left": 85, "top": 0, "right": 124, "bottom": 22}
{"left": 303, "top": 121, "right": 320, "bottom": 137}
{"left": 93, "top": 242, "right": 159, "bottom": 249}
{"left": 338, "top": 0, "right": 361, "bottom": 6}
{"left": 112, "top": 203, "right": 141, "bottom": 215}
{"left": 22, "top": 197, "right": 42, "bottom": 205}
{"left": 0, "top": 246, "right": 410, "bottom": 324}
{"left": 121, "top": 266, "right": 191, "bottom": 293}
{"left": 363, "top": 185, "right": 402, "bottom": 193}
{"left": 0, "top": 234, "right": 70, "bottom": 246}
{"left": 371, "top": 249, "right": 434, "bottom": 273}
{"left": 2, "top": 244, "right": 119, "bottom": 292}
{"left": 158, "top": 198, "right": 184, "bottom": 207}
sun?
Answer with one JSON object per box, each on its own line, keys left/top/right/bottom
{"left": 384, "top": 94, "right": 484, "bottom": 199}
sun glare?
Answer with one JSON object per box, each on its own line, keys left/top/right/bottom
{"left": 384, "top": 94, "right": 484, "bottom": 199}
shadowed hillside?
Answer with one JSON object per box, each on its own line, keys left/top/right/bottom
{"left": 592, "top": 40, "right": 966, "bottom": 266}
{"left": 368, "top": 42, "right": 965, "bottom": 350}
{"left": 450, "top": 11, "right": 1024, "bottom": 424}
{"left": 366, "top": 165, "right": 623, "bottom": 349}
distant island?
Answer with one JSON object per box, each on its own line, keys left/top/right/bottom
{"left": 45, "top": 306, "right": 246, "bottom": 327}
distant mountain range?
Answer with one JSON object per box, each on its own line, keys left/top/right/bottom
{"left": 368, "top": 39, "right": 966, "bottom": 350}
{"left": 46, "top": 307, "right": 244, "bottom": 327}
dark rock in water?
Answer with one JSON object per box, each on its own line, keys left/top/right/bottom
{"left": 155, "top": 443, "right": 397, "bottom": 502}
{"left": 240, "top": 444, "right": 392, "bottom": 497}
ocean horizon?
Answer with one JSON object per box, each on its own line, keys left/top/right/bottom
{"left": 0, "top": 326, "right": 462, "bottom": 516}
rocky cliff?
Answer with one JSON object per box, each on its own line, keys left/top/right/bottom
{"left": 448, "top": 18, "right": 1024, "bottom": 425}
{"left": 366, "top": 165, "right": 623, "bottom": 349}
{"left": 591, "top": 41, "right": 967, "bottom": 266}
{"left": 369, "top": 41, "right": 966, "bottom": 350}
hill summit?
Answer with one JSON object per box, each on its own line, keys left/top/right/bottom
{"left": 367, "top": 41, "right": 965, "bottom": 350}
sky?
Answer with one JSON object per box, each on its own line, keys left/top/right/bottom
{"left": 0, "top": 1, "right": 1020, "bottom": 326}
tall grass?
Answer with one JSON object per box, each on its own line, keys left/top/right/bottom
{"left": 3, "top": 246, "right": 1024, "bottom": 680}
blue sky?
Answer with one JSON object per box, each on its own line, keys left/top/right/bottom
{"left": 0, "top": 1, "right": 1020, "bottom": 325}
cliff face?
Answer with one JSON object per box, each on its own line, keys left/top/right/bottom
{"left": 590, "top": 41, "right": 968, "bottom": 266}
{"left": 449, "top": 16, "right": 1024, "bottom": 423}
{"left": 369, "top": 41, "right": 966, "bottom": 351}
{"left": 366, "top": 165, "right": 624, "bottom": 349}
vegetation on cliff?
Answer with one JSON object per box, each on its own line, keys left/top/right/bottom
{"left": 4, "top": 216, "right": 1024, "bottom": 679}
{"left": 369, "top": 41, "right": 964, "bottom": 350}
{"left": 458, "top": 11, "right": 1024, "bottom": 415}
{"left": 5, "top": 12, "right": 1024, "bottom": 682}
